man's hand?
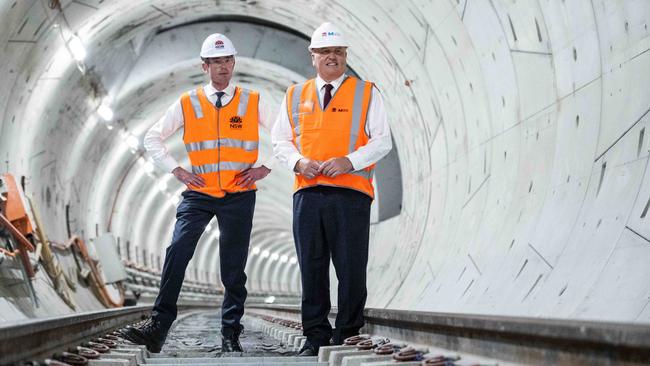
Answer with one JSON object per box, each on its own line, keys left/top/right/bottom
{"left": 294, "top": 158, "right": 321, "bottom": 179}
{"left": 235, "top": 166, "right": 271, "bottom": 188}
{"left": 173, "top": 167, "right": 206, "bottom": 188}
{"left": 319, "top": 157, "right": 353, "bottom": 178}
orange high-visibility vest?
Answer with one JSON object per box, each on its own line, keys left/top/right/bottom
{"left": 286, "top": 76, "right": 375, "bottom": 198}
{"left": 180, "top": 86, "right": 259, "bottom": 198}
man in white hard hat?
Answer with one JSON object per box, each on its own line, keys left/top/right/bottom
{"left": 272, "top": 22, "right": 392, "bottom": 356}
{"left": 120, "top": 33, "right": 274, "bottom": 353}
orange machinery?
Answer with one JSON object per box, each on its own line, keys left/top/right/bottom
{"left": 0, "top": 174, "right": 36, "bottom": 278}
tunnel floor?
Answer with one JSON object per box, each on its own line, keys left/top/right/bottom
{"left": 151, "top": 310, "right": 300, "bottom": 358}
{"left": 137, "top": 309, "right": 506, "bottom": 366}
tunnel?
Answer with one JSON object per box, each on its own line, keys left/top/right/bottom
{"left": 0, "top": 0, "right": 649, "bottom": 363}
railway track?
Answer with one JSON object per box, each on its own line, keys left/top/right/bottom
{"left": 1, "top": 304, "right": 650, "bottom": 365}
{"left": 0, "top": 305, "right": 151, "bottom": 364}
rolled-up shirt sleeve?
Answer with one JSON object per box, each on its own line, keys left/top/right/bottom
{"left": 255, "top": 98, "right": 277, "bottom": 169}
{"left": 143, "top": 99, "right": 184, "bottom": 173}
{"left": 346, "top": 86, "right": 393, "bottom": 170}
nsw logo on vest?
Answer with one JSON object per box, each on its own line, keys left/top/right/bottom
{"left": 230, "top": 116, "right": 243, "bottom": 129}
{"left": 331, "top": 107, "right": 349, "bottom": 112}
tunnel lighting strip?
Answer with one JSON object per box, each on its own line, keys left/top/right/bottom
{"left": 97, "top": 103, "right": 114, "bottom": 122}
{"left": 42, "top": 0, "right": 88, "bottom": 72}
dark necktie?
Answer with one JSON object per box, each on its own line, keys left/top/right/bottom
{"left": 215, "top": 91, "right": 225, "bottom": 108}
{"left": 323, "top": 84, "right": 333, "bottom": 108}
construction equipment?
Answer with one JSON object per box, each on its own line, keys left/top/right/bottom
{"left": 0, "top": 173, "right": 124, "bottom": 310}
{"left": 0, "top": 174, "right": 36, "bottom": 279}
{"left": 28, "top": 196, "right": 78, "bottom": 310}
{"left": 65, "top": 235, "right": 125, "bottom": 308}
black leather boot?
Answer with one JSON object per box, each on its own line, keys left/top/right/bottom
{"left": 298, "top": 340, "right": 317, "bottom": 356}
{"left": 221, "top": 325, "right": 243, "bottom": 352}
{"left": 120, "top": 317, "right": 169, "bottom": 353}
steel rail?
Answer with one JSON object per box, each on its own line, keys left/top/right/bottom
{"left": 4, "top": 302, "right": 650, "bottom": 365}
{"left": 248, "top": 304, "right": 650, "bottom": 365}
{"left": 0, "top": 305, "right": 151, "bottom": 364}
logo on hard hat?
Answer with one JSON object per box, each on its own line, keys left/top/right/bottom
{"left": 322, "top": 31, "right": 341, "bottom": 37}
{"left": 215, "top": 40, "right": 225, "bottom": 49}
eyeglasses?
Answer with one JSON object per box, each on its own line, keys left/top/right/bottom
{"left": 311, "top": 47, "right": 346, "bottom": 56}
{"left": 202, "top": 56, "right": 234, "bottom": 65}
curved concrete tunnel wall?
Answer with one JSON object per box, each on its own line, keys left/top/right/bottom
{"left": 1, "top": 1, "right": 649, "bottom": 324}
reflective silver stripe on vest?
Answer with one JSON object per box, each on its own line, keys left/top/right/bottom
{"left": 349, "top": 79, "right": 367, "bottom": 153}
{"left": 290, "top": 83, "right": 305, "bottom": 151}
{"left": 220, "top": 161, "right": 253, "bottom": 171}
{"left": 188, "top": 89, "right": 203, "bottom": 119}
{"left": 192, "top": 162, "right": 253, "bottom": 174}
{"left": 221, "top": 138, "right": 258, "bottom": 151}
{"left": 185, "top": 138, "right": 258, "bottom": 153}
{"left": 185, "top": 140, "right": 218, "bottom": 152}
{"left": 350, "top": 168, "right": 373, "bottom": 179}
{"left": 238, "top": 89, "right": 250, "bottom": 116}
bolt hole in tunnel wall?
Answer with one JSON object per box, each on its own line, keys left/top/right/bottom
{"left": 0, "top": 0, "right": 649, "bottom": 326}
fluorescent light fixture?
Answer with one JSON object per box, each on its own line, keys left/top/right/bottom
{"left": 261, "top": 250, "right": 270, "bottom": 258}
{"left": 97, "top": 103, "right": 113, "bottom": 121}
{"left": 77, "top": 26, "right": 91, "bottom": 42}
{"left": 50, "top": 49, "right": 72, "bottom": 75}
{"left": 144, "top": 161, "right": 155, "bottom": 174}
{"left": 157, "top": 180, "right": 167, "bottom": 191}
{"left": 68, "top": 35, "right": 87, "bottom": 61}
{"left": 205, "top": 223, "right": 212, "bottom": 231}
{"left": 170, "top": 196, "right": 180, "bottom": 205}
{"left": 126, "top": 134, "right": 139, "bottom": 150}
{"left": 252, "top": 247, "right": 260, "bottom": 255}
{"left": 270, "top": 253, "right": 279, "bottom": 261}
{"left": 280, "top": 255, "right": 288, "bottom": 263}
{"left": 264, "top": 296, "right": 276, "bottom": 304}
{"left": 289, "top": 257, "right": 297, "bottom": 265}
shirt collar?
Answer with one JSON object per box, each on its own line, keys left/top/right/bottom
{"left": 204, "top": 83, "right": 236, "bottom": 96}
{"left": 316, "top": 73, "right": 347, "bottom": 93}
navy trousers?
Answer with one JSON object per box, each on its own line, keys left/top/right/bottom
{"left": 152, "top": 190, "right": 255, "bottom": 335}
{"left": 293, "top": 186, "right": 372, "bottom": 348}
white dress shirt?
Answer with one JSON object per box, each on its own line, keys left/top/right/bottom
{"left": 271, "top": 73, "right": 392, "bottom": 172}
{"left": 144, "top": 83, "right": 275, "bottom": 173}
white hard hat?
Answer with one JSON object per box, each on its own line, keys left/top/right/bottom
{"left": 309, "top": 22, "right": 349, "bottom": 49}
{"left": 200, "top": 33, "right": 237, "bottom": 58}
